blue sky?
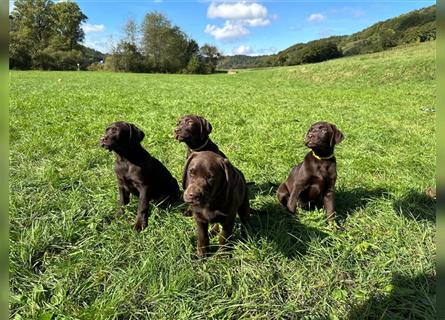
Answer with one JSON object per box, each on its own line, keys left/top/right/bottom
{"left": 10, "top": 0, "right": 436, "bottom": 55}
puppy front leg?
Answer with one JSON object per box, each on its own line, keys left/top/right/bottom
{"left": 287, "top": 184, "right": 304, "bottom": 214}
{"left": 117, "top": 185, "right": 130, "bottom": 216}
{"left": 323, "top": 187, "right": 335, "bottom": 221}
{"left": 218, "top": 217, "right": 235, "bottom": 251}
{"left": 277, "top": 183, "right": 290, "bottom": 208}
{"left": 134, "top": 188, "right": 150, "bottom": 232}
{"left": 196, "top": 220, "right": 209, "bottom": 258}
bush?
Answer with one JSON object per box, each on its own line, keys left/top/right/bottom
{"left": 87, "top": 62, "right": 104, "bottom": 71}
{"left": 293, "top": 41, "right": 342, "bottom": 65}
{"left": 183, "top": 54, "right": 204, "bottom": 74}
{"left": 31, "top": 48, "right": 83, "bottom": 70}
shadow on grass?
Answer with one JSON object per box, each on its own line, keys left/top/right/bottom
{"left": 247, "top": 181, "right": 279, "bottom": 198}
{"left": 348, "top": 272, "right": 436, "bottom": 319}
{"left": 249, "top": 203, "right": 328, "bottom": 259}
{"left": 336, "top": 187, "right": 389, "bottom": 222}
{"left": 249, "top": 184, "right": 390, "bottom": 223}
{"left": 393, "top": 189, "right": 435, "bottom": 223}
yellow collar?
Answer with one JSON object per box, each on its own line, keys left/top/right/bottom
{"left": 191, "top": 138, "right": 209, "bottom": 151}
{"left": 312, "top": 150, "right": 334, "bottom": 160}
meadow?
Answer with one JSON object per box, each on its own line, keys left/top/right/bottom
{"left": 9, "top": 41, "right": 436, "bottom": 319}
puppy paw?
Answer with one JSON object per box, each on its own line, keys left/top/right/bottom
{"left": 133, "top": 220, "right": 146, "bottom": 232}
{"left": 195, "top": 251, "right": 207, "bottom": 259}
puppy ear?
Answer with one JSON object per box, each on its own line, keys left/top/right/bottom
{"left": 222, "top": 158, "right": 234, "bottom": 200}
{"left": 128, "top": 123, "right": 145, "bottom": 144}
{"left": 330, "top": 124, "right": 344, "bottom": 147}
{"left": 198, "top": 116, "right": 212, "bottom": 140}
{"left": 182, "top": 152, "right": 197, "bottom": 190}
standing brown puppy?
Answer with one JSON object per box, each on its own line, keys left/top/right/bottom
{"left": 100, "top": 121, "right": 180, "bottom": 231}
{"left": 277, "top": 122, "right": 344, "bottom": 221}
{"left": 174, "top": 115, "right": 226, "bottom": 158}
{"left": 183, "top": 151, "right": 250, "bottom": 257}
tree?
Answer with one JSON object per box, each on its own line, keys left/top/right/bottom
{"left": 50, "top": 2, "right": 87, "bottom": 50}
{"left": 184, "top": 39, "right": 200, "bottom": 67}
{"left": 108, "top": 41, "right": 144, "bottom": 72}
{"left": 9, "top": 0, "right": 90, "bottom": 70}
{"left": 141, "top": 12, "right": 189, "bottom": 73}
{"left": 105, "top": 17, "right": 145, "bottom": 72}
{"left": 141, "top": 12, "right": 171, "bottom": 71}
{"left": 10, "top": 0, "right": 54, "bottom": 54}
{"left": 123, "top": 17, "right": 139, "bottom": 47}
{"left": 200, "top": 44, "right": 220, "bottom": 73}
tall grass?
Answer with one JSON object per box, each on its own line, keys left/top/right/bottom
{"left": 10, "top": 41, "right": 435, "bottom": 319}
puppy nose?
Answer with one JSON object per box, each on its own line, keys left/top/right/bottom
{"left": 185, "top": 190, "right": 202, "bottom": 202}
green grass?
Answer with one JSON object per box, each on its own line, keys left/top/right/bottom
{"left": 10, "top": 41, "right": 436, "bottom": 319}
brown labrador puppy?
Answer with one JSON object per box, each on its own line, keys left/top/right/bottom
{"left": 174, "top": 115, "right": 226, "bottom": 158}
{"left": 100, "top": 121, "right": 180, "bottom": 231}
{"left": 277, "top": 122, "right": 344, "bottom": 221}
{"left": 183, "top": 151, "right": 250, "bottom": 257}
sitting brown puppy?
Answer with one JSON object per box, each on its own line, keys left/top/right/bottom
{"left": 277, "top": 122, "right": 344, "bottom": 221}
{"left": 174, "top": 115, "right": 226, "bottom": 158}
{"left": 183, "top": 151, "right": 250, "bottom": 257}
{"left": 100, "top": 121, "right": 180, "bottom": 231}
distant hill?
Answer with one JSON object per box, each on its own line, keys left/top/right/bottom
{"left": 218, "top": 5, "right": 436, "bottom": 69}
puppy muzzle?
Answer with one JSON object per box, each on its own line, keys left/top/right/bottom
{"left": 183, "top": 188, "right": 207, "bottom": 204}
{"left": 100, "top": 136, "right": 112, "bottom": 150}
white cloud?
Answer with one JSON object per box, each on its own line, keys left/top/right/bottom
{"left": 232, "top": 45, "right": 255, "bottom": 55}
{"left": 231, "top": 45, "right": 277, "bottom": 56}
{"left": 82, "top": 23, "right": 105, "bottom": 33}
{"left": 205, "top": 2, "right": 273, "bottom": 41}
{"left": 308, "top": 13, "right": 326, "bottom": 22}
{"left": 243, "top": 18, "right": 270, "bottom": 27}
{"left": 83, "top": 38, "right": 111, "bottom": 53}
{"left": 207, "top": 2, "right": 268, "bottom": 20}
{"left": 205, "top": 21, "right": 249, "bottom": 40}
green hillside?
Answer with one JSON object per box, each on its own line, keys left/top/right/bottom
{"left": 10, "top": 41, "right": 435, "bottom": 319}
{"left": 218, "top": 5, "right": 436, "bottom": 69}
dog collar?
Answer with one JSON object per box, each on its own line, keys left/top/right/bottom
{"left": 312, "top": 151, "right": 334, "bottom": 160}
{"left": 191, "top": 138, "right": 209, "bottom": 151}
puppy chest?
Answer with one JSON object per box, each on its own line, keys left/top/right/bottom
{"left": 115, "top": 166, "right": 144, "bottom": 192}
{"left": 193, "top": 207, "right": 228, "bottom": 224}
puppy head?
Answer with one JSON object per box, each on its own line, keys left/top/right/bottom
{"left": 304, "top": 122, "right": 344, "bottom": 150}
{"left": 183, "top": 152, "right": 225, "bottom": 205}
{"left": 174, "top": 115, "right": 212, "bottom": 145}
{"left": 100, "top": 121, "right": 145, "bottom": 151}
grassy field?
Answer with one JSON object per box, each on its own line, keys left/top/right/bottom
{"left": 10, "top": 41, "right": 436, "bottom": 319}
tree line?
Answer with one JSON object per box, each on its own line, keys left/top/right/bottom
{"left": 9, "top": 0, "right": 220, "bottom": 74}
{"left": 99, "top": 13, "right": 220, "bottom": 74}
